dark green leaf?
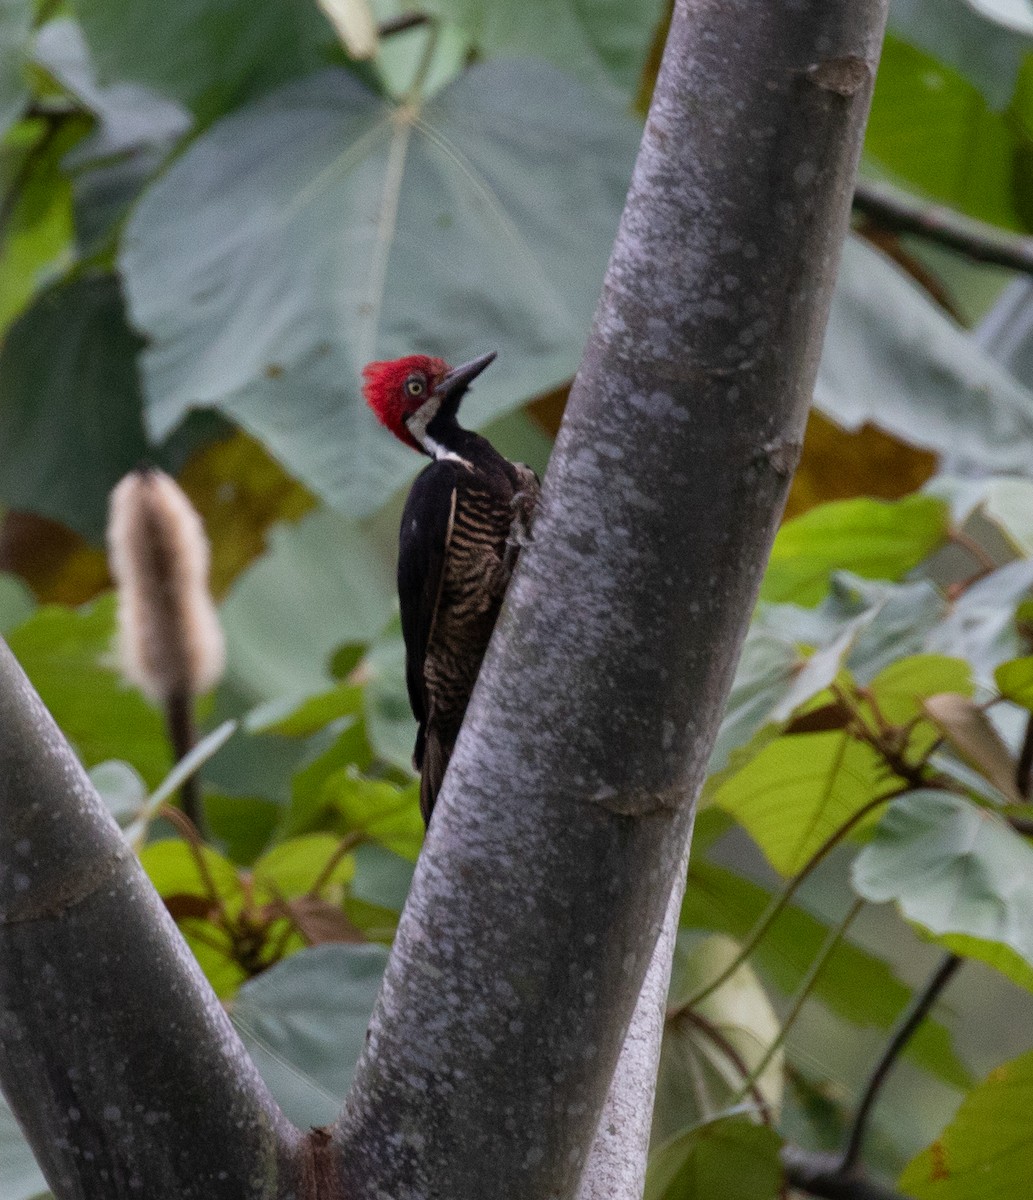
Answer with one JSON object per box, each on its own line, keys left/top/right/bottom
{"left": 283, "top": 720, "right": 375, "bottom": 839}
{"left": 204, "top": 792, "right": 280, "bottom": 864}
{"left": 645, "top": 1116, "right": 783, "bottom": 1200}
{"left": 231, "top": 943, "right": 389, "bottom": 1128}
{"left": 73, "top": 0, "right": 346, "bottom": 124}
{"left": 121, "top": 63, "right": 639, "bottom": 515}
{"left": 32, "top": 20, "right": 192, "bottom": 252}
{"left": 853, "top": 790, "right": 1033, "bottom": 991}
{"left": 0, "top": 276, "right": 151, "bottom": 541}
{"left": 6, "top": 595, "right": 173, "bottom": 787}
{"left": 363, "top": 625, "right": 417, "bottom": 771}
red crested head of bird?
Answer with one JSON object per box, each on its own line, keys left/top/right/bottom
{"left": 362, "top": 351, "right": 497, "bottom": 454}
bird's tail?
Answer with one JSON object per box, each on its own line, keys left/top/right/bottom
{"left": 420, "top": 728, "right": 450, "bottom": 826}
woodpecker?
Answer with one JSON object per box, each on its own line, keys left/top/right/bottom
{"left": 363, "top": 351, "right": 539, "bottom": 824}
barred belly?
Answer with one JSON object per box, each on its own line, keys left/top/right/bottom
{"left": 423, "top": 483, "right": 514, "bottom": 745}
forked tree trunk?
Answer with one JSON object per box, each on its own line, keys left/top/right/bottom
{"left": 0, "top": 1, "right": 888, "bottom": 1196}
{"left": 332, "top": 2, "right": 888, "bottom": 1197}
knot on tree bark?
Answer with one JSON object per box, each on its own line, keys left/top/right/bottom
{"left": 804, "top": 56, "right": 871, "bottom": 97}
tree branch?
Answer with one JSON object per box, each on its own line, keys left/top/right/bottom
{"left": 783, "top": 1147, "right": 912, "bottom": 1200}
{"left": 0, "top": 640, "right": 310, "bottom": 1199}
{"left": 332, "top": 2, "right": 889, "bottom": 1196}
{"left": 853, "top": 178, "right": 1033, "bottom": 277}
{"left": 576, "top": 840, "right": 691, "bottom": 1200}
{"left": 840, "top": 952, "right": 962, "bottom": 1175}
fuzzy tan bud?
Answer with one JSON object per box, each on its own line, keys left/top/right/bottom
{"left": 107, "top": 468, "right": 225, "bottom": 703}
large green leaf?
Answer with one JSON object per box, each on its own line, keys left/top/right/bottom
{"left": 0, "top": 1095, "right": 48, "bottom": 1200}
{"left": 0, "top": 275, "right": 151, "bottom": 541}
{"left": 645, "top": 1116, "right": 783, "bottom": 1200}
{"left": 968, "top": 0, "right": 1033, "bottom": 35}
{"left": 419, "top": 0, "right": 666, "bottom": 97}
{"left": 853, "top": 790, "right": 1033, "bottom": 991}
{"left": 816, "top": 238, "right": 1033, "bottom": 478}
{"left": 925, "top": 558, "right": 1033, "bottom": 683}
{"left": 712, "top": 732, "right": 886, "bottom": 877}
{"left": 864, "top": 36, "right": 1024, "bottom": 229}
{"left": 0, "top": 0, "right": 31, "bottom": 137}
{"left": 0, "top": 572, "right": 34, "bottom": 634}
{"left": 32, "top": 19, "right": 192, "bottom": 252}
{"left": 72, "top": 0, "right": 347, "bottom": 124}
{"left": 5, "top": 596, "right": 173, "bottom": 787}
{"left": 760, "top": 494, "right": 948, "bottom": 606}
{"left": 681, "top": 861, "right": 969, "bottom": 1089}
{"left": 121, "top": 62, "right": 639, "bottom": 515}
{"left": 219, "top": 507, "right": 395, "bottom": 703}
{"left": 888, "top": 0, "right": 1031, "bottom": 108}
{"left": 231, "top": 942, "right": 389, "bottom": 1128}
{"left": 900, "top": 1047, "right": 1033, "bottom": 1199}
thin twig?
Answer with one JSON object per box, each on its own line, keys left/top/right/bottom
{"left": 157, "top": 803, "right": 229, "bottom": 925}
{"left": 1017, "top": 714, "right": 1033, "bottom": 802}
{"left": 671, "top": 1008, "right": 773, "bottom": 1126}
{"left": 378, "top": 12, "right": 431, "bottom": 37}
{"left": 839, "top": 952, "right": 962, "bottom": 1176}
{"left": 677, "top": 790, "right": 902, "bottom": 1013}
{"left": 732, "top": 900, "right": 864, "bottom": 1107}
{"left": 853, "top": 178, "right": 1033, "bottom": 277}
{"left": 308, "top": 831, "right": 365, "bottom": 896}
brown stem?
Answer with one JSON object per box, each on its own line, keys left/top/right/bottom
{"left": 378, "top": 12, "right": 431, "bottom": 37}
{"left": 1017, "top": 714, "right": 1033, "bottom": 802}
{"left": 309, "top": 832, "right": 365, "bottom": 897}
{"left": 838, "top": 952, "right": 962, "bottom": 1175}
{"left": 670, "top": 1008, "right": 773, "bottom": 1125}
{"left": 853, "top": 178, "right": 1033, "bottom": 277}
{"left": 165, "top": 688, "right": 203, "bottom": 831}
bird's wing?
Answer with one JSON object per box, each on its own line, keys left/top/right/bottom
{"left": 398, "top": 461, "right": 458, "bottom": 735}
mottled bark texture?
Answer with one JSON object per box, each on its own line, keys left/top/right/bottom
{"left": 0, "top": 641, "right": 306, "bottom": 1199}
{"left": 334, "top": 2, "right": 888, "bottom": 1198}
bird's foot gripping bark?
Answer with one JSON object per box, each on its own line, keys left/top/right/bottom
{"left": 503, "top": 468, "right": 540, "bottom": 572}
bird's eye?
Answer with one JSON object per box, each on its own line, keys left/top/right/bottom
{"left": 405, "top": 376, "right": 425, "bottom": 397}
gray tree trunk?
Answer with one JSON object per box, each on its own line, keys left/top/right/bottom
{"left": 332, "top": 2, "right": 888, "bottom": 1197}
{"left": 0, "top": 1, "right": 887, "bottom": 1197}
